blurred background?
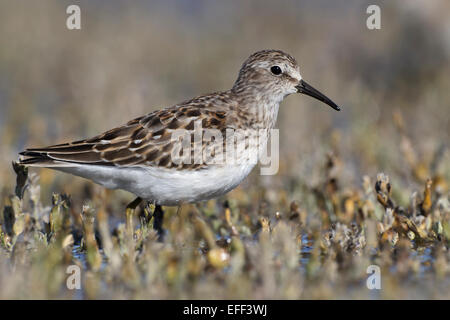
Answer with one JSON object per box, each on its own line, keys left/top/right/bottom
{"left": 0, "top": 0, "right": 449, "bottom": 299}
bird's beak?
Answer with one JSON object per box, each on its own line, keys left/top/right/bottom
{"left": 296, "top": 79, "right": 341, "bottom": 111}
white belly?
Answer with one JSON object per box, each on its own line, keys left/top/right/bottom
{"left": 56, "top": 163, "right": 256, "bottom": 206}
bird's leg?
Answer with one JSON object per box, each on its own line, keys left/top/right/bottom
{"left": 125, "top": 197, "right": 142, "bottom": 231}
{"left": 153, "top": 204, "right": 165, "bottom": 241}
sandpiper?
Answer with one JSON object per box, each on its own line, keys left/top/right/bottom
{"left": 18, "top": 49, "right": 340, "bottom": 234}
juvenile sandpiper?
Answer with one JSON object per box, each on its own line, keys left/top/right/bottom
{"left": 19, "top": 49, "right": 341, "bottom": 234}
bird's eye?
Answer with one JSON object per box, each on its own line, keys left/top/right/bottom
{"left": 270, "top": 66, "right": 282, "bottom": 75}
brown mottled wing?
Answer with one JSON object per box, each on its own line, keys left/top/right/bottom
{"left": 19, "top": 99, "right": 231, "bottom": 170}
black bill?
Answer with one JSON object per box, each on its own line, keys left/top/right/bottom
{"left": 296, "top": 79, "right": 341, "bottom": 111}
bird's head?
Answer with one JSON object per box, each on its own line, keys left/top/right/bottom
{"left": 233, "top": 49, "right": 340, "bottom": 111}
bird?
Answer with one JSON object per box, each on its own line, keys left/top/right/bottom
{"left": 18, "top": 49, "right": 340, "bottom": 236}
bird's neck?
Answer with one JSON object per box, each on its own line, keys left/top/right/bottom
{"left": 230, "top": 88, "right": 282, "bottom": 130}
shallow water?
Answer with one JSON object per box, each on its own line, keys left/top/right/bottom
{"left": 70, "top": 225, "right": 445, "bottom": 300}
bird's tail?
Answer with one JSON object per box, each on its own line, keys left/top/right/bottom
{"left": 18, "top": 150, "right": 73, "bottom": 167}
{"left": 17, "top": 151, "right": 63, "bottom": 167}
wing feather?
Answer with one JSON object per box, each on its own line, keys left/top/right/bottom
{"left": 19, "top": 92, "right": 237, "bottom": 170}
